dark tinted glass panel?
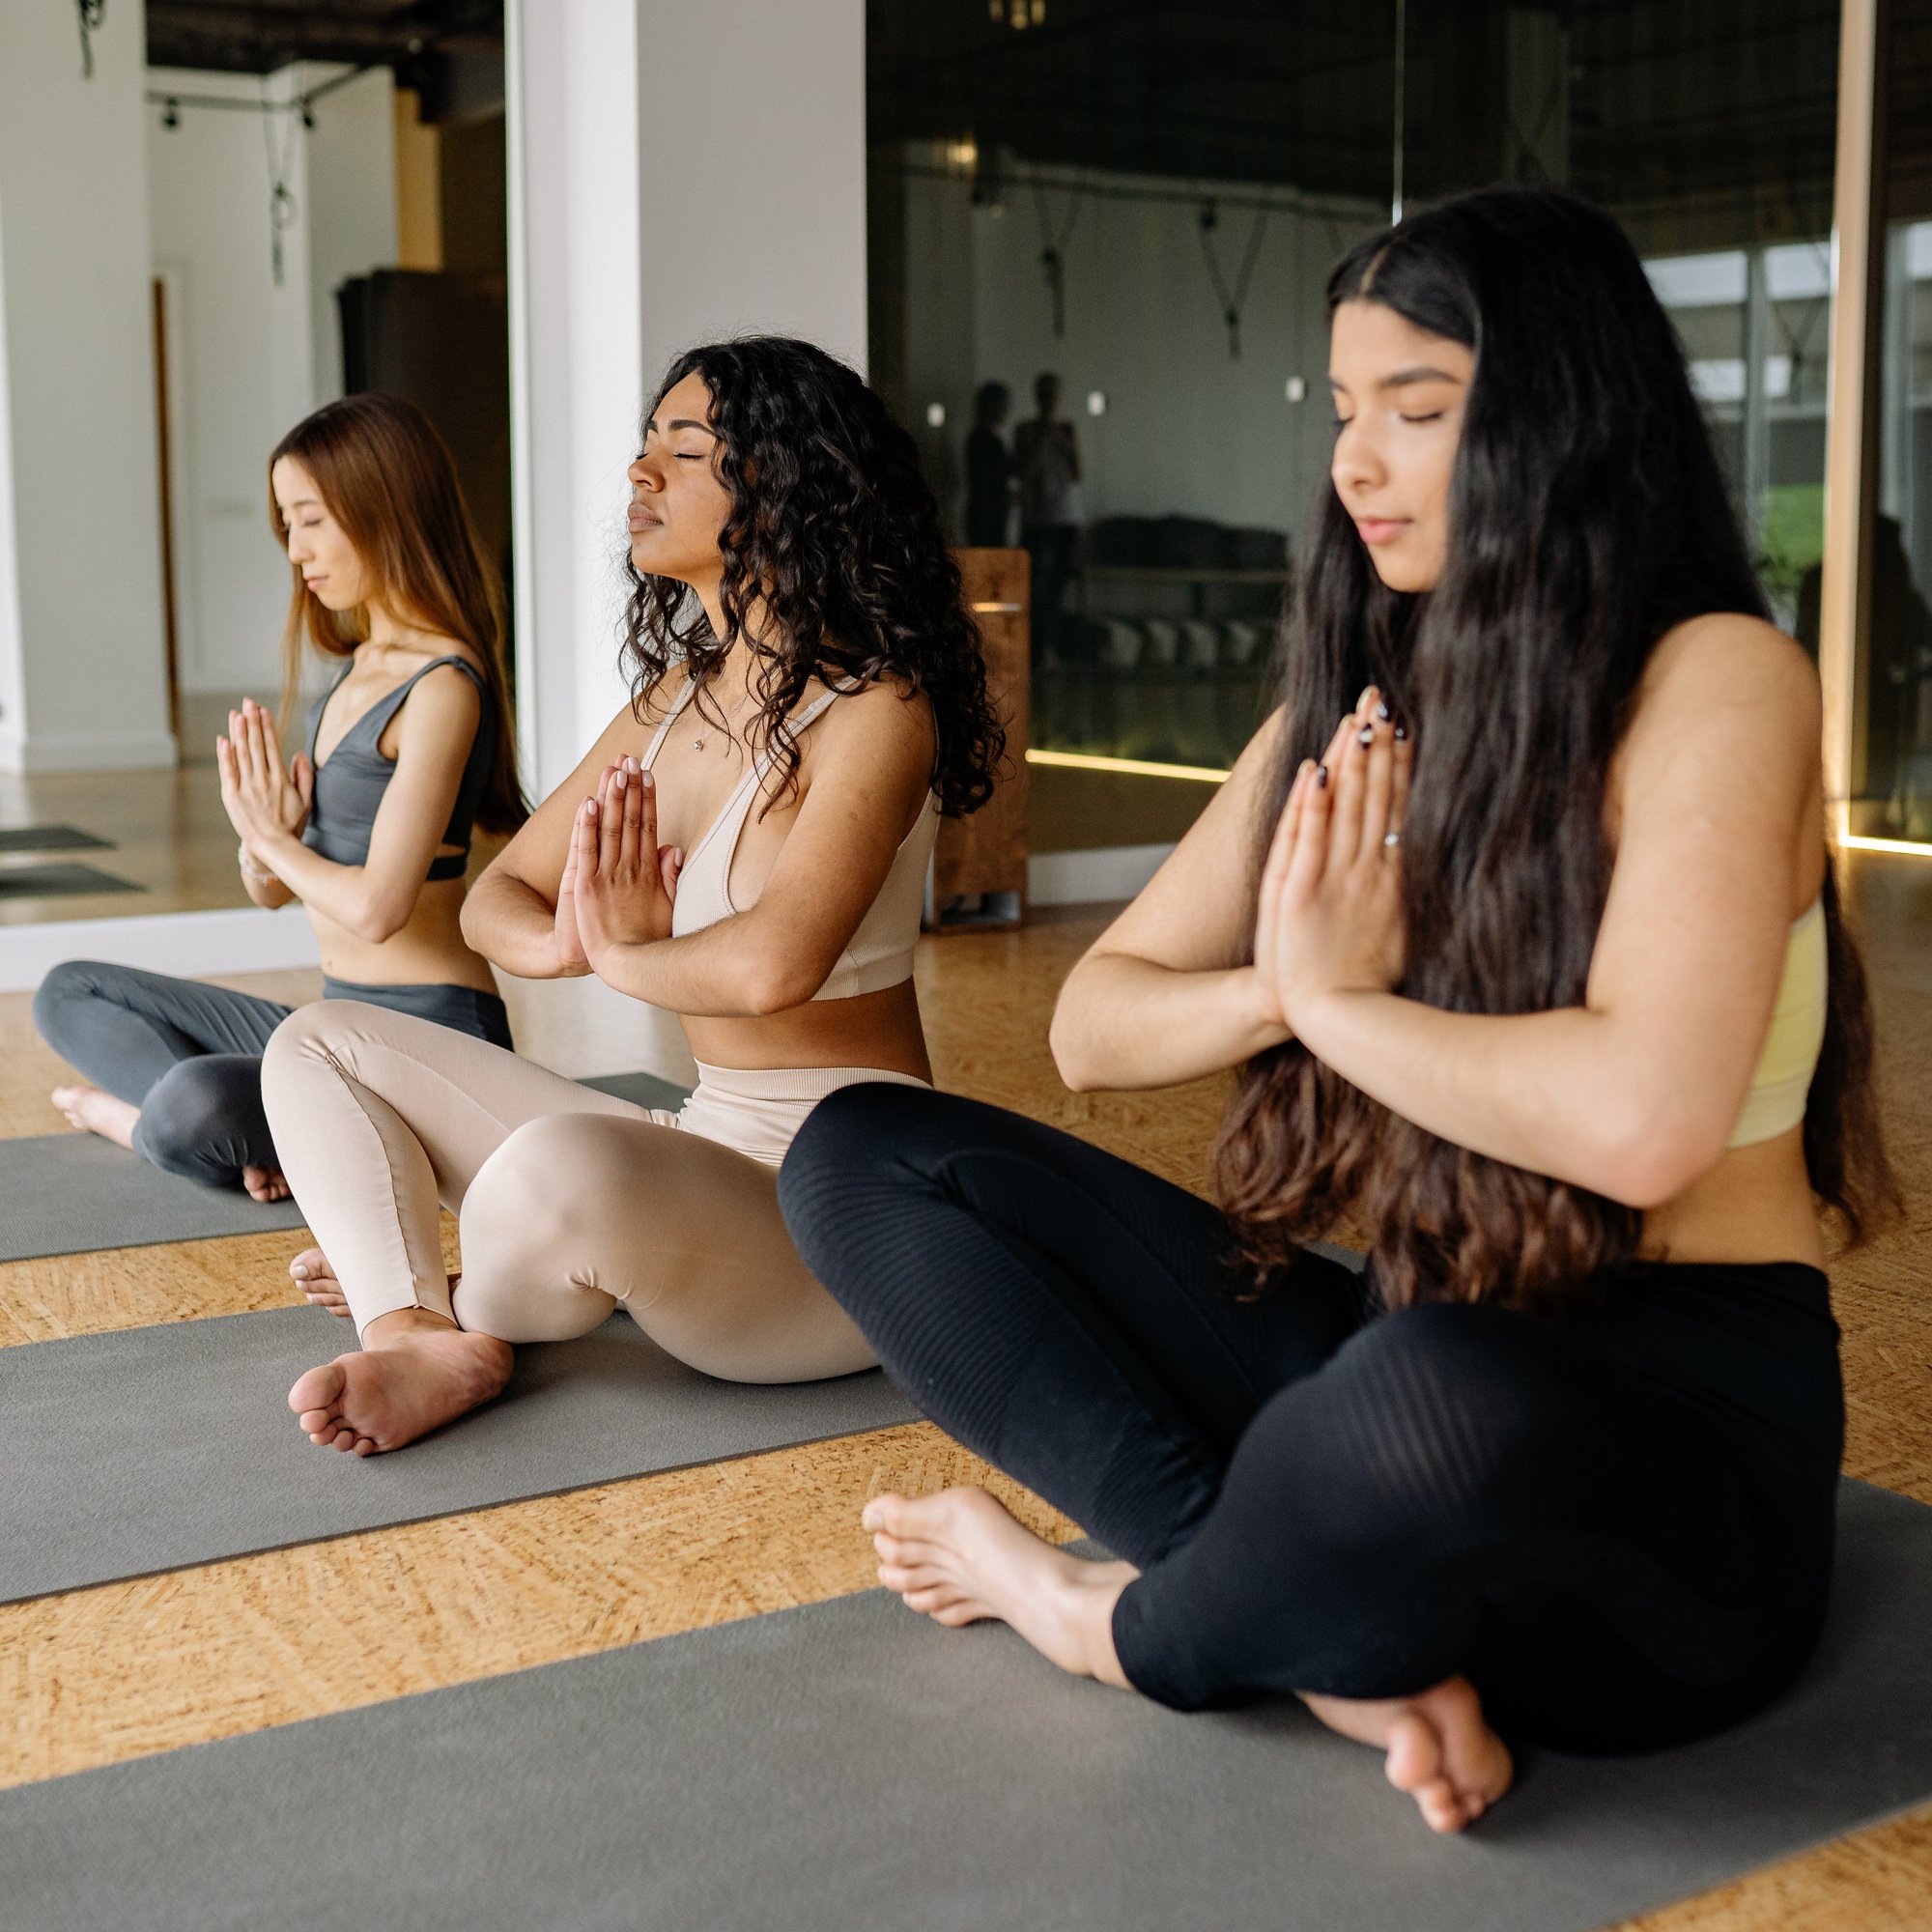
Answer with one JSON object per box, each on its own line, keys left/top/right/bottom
{"left": 1862, "top": 2, "right": 1932, "bottom": 840}
{"left": 867, "top": 2, "right": 1839, "bottom": 847}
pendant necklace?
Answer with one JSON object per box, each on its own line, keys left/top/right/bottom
{"left": 691, "top": 677, "right": 754, "bottom": 754}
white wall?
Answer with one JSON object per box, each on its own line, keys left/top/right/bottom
{"left": 146, "top": 63, "right": 398, "bottom": 697}
{"left": 148, "top": 67, "right": 314, "bottom": 699}
{"left": 900, "top": 156, "right": 1385, "bottom": 544}
{"left": 304, "top": 67, "right": 400, "bottom": 408}
{"left": 0, "top": 0, "right": 176, "bottom": 772}
{"left": 507, "top": 0, "right": 867, "bottom": 798}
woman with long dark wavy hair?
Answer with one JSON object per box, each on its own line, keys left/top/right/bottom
{"left": 261, "top": 337, "right": 1003, "bottom": 1456}
{"left": 37, "top": 392, "right": 526, "bottom": 1201}
{"left": 777, "top": 188, "right": 1894, "bottom": 1833}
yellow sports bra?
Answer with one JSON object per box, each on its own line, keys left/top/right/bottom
{"left": 1727, "top": 895, "right": 1827, "bottom": 1149}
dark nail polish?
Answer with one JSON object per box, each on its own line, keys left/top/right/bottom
{"left": 1356, "top": 726, "right": 1374, "bottom": 747}
{"left": 1316, "top": 764, "right": 1329, "bottom": 787}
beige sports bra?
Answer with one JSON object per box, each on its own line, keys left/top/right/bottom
{"left": 639, "top": 675, "right": 938, "bottom": 1002}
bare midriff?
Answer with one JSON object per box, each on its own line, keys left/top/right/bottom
{"left": 682, "top": 978, "right": 933, "bottom": 1083}
{"left": 308, "top": 874, "right": 499, "bottom": 995}
{"left": 1638, "top": 1126, "right": 1826, "bottom": 1269}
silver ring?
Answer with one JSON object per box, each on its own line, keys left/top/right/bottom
{"left": 1383, "top": 830, "right": 1402, "bottom": 848}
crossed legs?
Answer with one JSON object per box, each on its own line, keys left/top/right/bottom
{"left": 261, "top": 1001, "right": 872, "bottom": 1454}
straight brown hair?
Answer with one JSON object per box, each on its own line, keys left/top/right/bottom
{"left": 267, "top": 392, "right": 526, "bottom": 836}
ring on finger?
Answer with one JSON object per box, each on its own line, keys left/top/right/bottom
{"left": 1383, "top": 829, "right": 1403, "bottom": 849}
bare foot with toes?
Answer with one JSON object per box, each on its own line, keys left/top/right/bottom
{"left": 864, "top": 1486, "right": 1138, "bottom": 1687}
{"left": 51, "top": 1084, "right": 138, "bottom": 1150}
{"left": 289, "top": 1247, "right": 351, "bottom": 1316}
{"left": 867, "top": 1487, "right": 1513, "bottom": 1834}
{"left": 287, "top": 1308, "right": 511, "bottom": 1454}
{"left": 1300, "top": 1676, "right": 1514, "bottom": 1833}
{"left": 242, "top": 1165, "right": 290, "bottom": 1203}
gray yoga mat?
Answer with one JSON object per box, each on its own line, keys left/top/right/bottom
{"left": 0, "top": 1301, "right": 915, "bottom": 1604}
{"left": 0, "top": 1068, "right": 693, "bottom": 1263}
{"left": 0, "top": 824, "right": 112, "bottom": 853}
{"left": 4, "top": 1479, "right": 1927, "bottom": 1932}
{"left": 0, "top": 861, "right": 141, "bottom": 899}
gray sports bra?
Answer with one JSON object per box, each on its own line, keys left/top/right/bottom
{"left": 302, "top": 655, "right": 495, "bottom": 883}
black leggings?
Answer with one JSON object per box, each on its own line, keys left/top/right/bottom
{"left": 34, "top": 961, "right": 513, "bottom": 1189}
{"left": 778, "top": 1087, "right": 1845, "bottom": 1754}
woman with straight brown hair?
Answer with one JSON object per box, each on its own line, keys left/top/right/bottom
{"left": 37, "top": 391, "right": 526, "bottom": 1202}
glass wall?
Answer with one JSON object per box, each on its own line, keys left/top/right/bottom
{"left": 866, "top": 1, "right": 1842, "bottom": 849}
{"left": 1862, "top": 0, "right": 1932, "bottom": 839}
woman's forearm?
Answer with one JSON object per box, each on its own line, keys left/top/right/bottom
{"left": 1288, "top": 991, "right": 1728, "bottom": 1209}
{"left": 586, "top": 914, "right": 820, "bottom": 1018}
{"left": 247, "top": 831, "right": 401, "bottom": 937}
{"left": 462, "top": 871, "right": 588, "bottom": 980}
{"left": 1049, "top": 955, "right": 1291, "bottom": 1093}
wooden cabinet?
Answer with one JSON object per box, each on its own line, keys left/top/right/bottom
{"left": 925, "top": 548, "right": 1031, "bottom": 930}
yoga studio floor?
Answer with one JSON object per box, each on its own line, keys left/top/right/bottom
{"left": 2, "top": 859, "right": 1929, "bottom": 1928}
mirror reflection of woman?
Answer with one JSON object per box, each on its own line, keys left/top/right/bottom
{"left": 779, "top": 189, "right": 1894, "bottom": 1835}
{"left": 261, "top": 338, "right": 1003, "bottom": 1459}
{"left": 35, "top": 394, "right": 525, "bottom": 1200}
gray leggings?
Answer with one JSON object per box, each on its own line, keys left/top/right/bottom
{"left": 33, "top": 960, "right": 513, "bottom": 1190}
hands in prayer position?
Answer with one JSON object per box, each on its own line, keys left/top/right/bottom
{"left": 216, "top": 697, "right": 313, "bottom": 865}
{"left": 1252, "top": 685, "right": 1411, "bottom": 1037}
{"left": 564, "top": 756, "right": 684, "bottom": 974}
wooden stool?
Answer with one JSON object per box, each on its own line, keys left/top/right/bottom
{"left": 925, "top": 548, "right": 1031, "bottom": 931}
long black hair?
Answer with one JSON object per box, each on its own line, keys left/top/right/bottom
{"left": 1214, "top": 185, "right": 1892, "bottom": 1309}
{"left": 620, "top": 336, "right": 1004, "bottom": 817}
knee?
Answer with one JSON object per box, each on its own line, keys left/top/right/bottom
{"left": 463, "top": 1112, "right": 623, "bottom": 1267}
{"left": 1260, "top": 1305, "right": 1556, "bottom": 1539}
{"left": 133, "top": 1059, "right": 256, "bottom": 1180}
{"left": 260, "top": 998, "right": 389, "bottom": 1100}
{"left": 32, "top": 959, "right": 107, "bottom": 1042}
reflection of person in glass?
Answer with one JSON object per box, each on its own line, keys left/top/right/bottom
{"left": 1013, "top": 371, "right": 1082, "bottom": 661}
{"left": 964, "top": 382, "right": 1015, "bottom": 548}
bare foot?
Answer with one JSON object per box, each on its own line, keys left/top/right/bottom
{"left": 288, "top": 1246, "right": 351, "bottom": 1317}
{"left": 51, "top": 1084, "right": 138, "bottom": 1150}
{"left": 1300, "top": 1676, "right": 1515, "bottom": 1833}
{"left": 287, "top": 1308, "right": 512, "bottom": 1455}
{"left": 863, "top": 1487, "right": 1139, "bottom": 1687}
{"left": 242, "top": 1165, "right": 291, "bottom": 1204}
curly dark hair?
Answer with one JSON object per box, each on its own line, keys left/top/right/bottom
{"left": 619, "top": 336, "right": 1004, "bottom": 818}
{"left": 1213, "top": 185, "right": 1893, "bottom": 1311}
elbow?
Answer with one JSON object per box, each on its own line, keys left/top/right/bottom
{"left": 354, "top": 901, "right": 412, "bottom": 946}
{"left": 1589, "top": 1093, "right": 1730, "bottom": 1210}
{"left": 737, "top": 952, "right": 826, "bottom": 1018}
{"left": 1047, "top": 1007, "right": 1102, "bottom": 1093}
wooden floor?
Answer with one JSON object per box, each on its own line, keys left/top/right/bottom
{"left": 3, "top": 867, "right": 1930, "bottom": 1926}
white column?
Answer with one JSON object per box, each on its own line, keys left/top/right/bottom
{"left": 505, "top": 0, "right": 867, "bottom": 799}
{"left": 0, "top": 0, "right": 177, "bottom": 772}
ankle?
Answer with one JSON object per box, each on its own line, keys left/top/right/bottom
{"left": 1051, "top": 1556, "right": 1135, "bottom": 1687}
{"left": 361, "top": 1306, "right": 460, "bottom": 1349}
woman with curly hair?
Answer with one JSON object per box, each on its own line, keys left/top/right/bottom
{"left": 777, "top": 189, "right": 1894, "bottom": 1833}
{"left": 261, "top": 337, "right": 1003, "bottom": 1456}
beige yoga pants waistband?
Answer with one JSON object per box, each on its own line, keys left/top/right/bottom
{"left": 260, "top": 1001, "right": 927, "bottom": 1382}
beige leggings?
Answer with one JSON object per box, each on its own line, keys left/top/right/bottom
{"left": 258, "top": 1000, "right": 927, "bottom": 1382}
